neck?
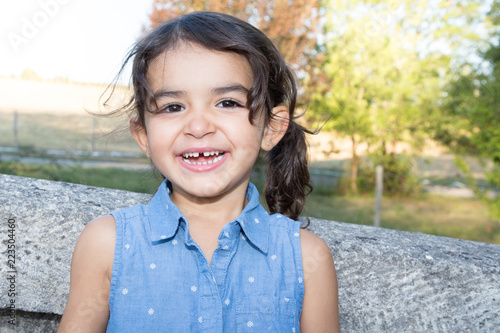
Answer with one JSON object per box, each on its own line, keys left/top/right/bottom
{"left": 170, "top": 183, "right": 249, "bottom": 230}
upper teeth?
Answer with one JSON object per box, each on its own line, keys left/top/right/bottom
{"left": 183, "top": 151, "right": 220, "bottom": 158}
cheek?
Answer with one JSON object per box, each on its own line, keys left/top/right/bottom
{"left": 233, "top": 125, "right": 265, "bottom": 154}
{"left": 146, "top": 122, "right": 176, "bottom": 148}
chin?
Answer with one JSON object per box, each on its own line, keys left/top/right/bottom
{"left": 168, "top": 179, "right": 224, "bottom": 198}
{"left": 192, "top": 181, "right": 230, "bottom": 198}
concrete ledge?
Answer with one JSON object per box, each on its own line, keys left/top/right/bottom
{"left": 1, "top": 174, "right": 499, "bottom": 332}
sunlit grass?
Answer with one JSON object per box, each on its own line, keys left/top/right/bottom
{"left": 0, "top": 161, "right": 162, "bottom": 194}
{"left": 304, "top": 192, "right": 500, "bottom": 244}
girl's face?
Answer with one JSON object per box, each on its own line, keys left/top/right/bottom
{"left": 131, "top": 43, "right": 281, "bottom": 204}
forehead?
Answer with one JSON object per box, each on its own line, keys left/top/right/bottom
{"left": 147, "top": 43, "right": 253, "bottom": 90}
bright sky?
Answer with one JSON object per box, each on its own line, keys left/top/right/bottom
{"left": 0, "top": 0, "right": 152, "bottom": 84}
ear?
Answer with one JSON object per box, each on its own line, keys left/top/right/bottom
{"left": 129, "top": 117, "right": 150, "bottom": 157}
{"left": 261, "top": 105, "right": 289, "bottom": 151}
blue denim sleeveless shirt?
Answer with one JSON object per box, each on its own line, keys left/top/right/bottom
{"left": 106, "top": 180, "right": 305, "bottom": 332}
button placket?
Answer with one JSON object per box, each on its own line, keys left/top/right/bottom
{"left": 212, "top": 235, "right": 239, "bottom": 291}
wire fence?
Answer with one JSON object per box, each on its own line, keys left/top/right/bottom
{"left": 1, "top": 110, "right": 141, "bottom": 155}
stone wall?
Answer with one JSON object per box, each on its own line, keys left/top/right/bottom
{"left": 1, "top": 174, "right": 499, "bottom": 332}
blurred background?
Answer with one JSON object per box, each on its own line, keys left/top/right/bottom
{"left": 0, "top": 0, "right": 499, "bottom": 243}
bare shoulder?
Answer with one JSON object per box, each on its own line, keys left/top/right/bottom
{"left": 77, "top": 215, "right": 116, "bottom": 251}
{"left": 73, "top": 215, "right": 116, "bottom": 276}
{"left": 299, "top": 229, "right": 340, "bottom": 333}
{"left": 58, "top": 215, "right": 116, "bottom": 333}
{"left": 300, "top": 229, "right": 332, "bottom": 257}
{"left": 299, "top": 229, "right": 335, "bottom": 284}
{"left": 82, "top": 214, "right": 116, "bottom": 235}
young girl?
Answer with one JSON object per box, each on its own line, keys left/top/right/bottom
{"left": 58, "top": 11, "right": 339, "bottom": 332}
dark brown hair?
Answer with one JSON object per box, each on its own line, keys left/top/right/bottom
{"left": 111, "top": 11, "right": 312, "bottom": 220}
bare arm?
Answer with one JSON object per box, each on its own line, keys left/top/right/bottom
{"left": 300, "top": 229, "right": 340, "bottom": 333}
{"left": 58, "top": 215, "right": 116, "bottom": 333}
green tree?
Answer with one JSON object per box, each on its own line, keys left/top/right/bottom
{"left": 310, "top": 0, "right": 486, "bottom": 193}
{"left": 443, "top": 0, "right": 500, "bottom": 219}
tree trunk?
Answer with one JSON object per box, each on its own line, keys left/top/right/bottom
{"left": 350, "top": 135, "right": 359, "bottom": 193}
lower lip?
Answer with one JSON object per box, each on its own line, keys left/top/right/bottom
{"left": 177, "top": 153, "right": 228, "bottom": 172}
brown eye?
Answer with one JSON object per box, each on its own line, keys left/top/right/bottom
{"left": 162, "top": 104, "right": 185, "bottom": 113}
{"left": 216, "top": 99, "right": 244, "bottom": 108}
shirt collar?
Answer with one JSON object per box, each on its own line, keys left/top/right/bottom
{"left": 147, "top": 180, "right": 184, "bottom": 244}
{"left": 235, "top": 182, "right": 269, "bottom": 253}
{"left": 146, "top": 180, "right": 269, "bottom": 253}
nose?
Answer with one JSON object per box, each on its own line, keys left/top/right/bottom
{"left": 183, "top": 107, "right": 216, "bottom": 139}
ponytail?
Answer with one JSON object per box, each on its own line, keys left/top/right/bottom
{"left": 264, "top": 120, "right": 313, "bottom": 221}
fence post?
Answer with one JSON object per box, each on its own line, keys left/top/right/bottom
{"left": 374, "top": 165, "right": 383, "bottom": 227}
{"left": 13, "top": 110, "right": 19, "bottom": 150}
{"left": 91, "top": 117, "right": 96, "bottom": 153}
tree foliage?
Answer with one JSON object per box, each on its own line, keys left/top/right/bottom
{"left": 310, "top": 0, "right": 487, "bottom": 193}
{"left": 443, "top": 0, "right": 500, "bottom": 219}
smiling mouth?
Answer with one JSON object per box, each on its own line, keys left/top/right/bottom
{"left": 182, "top": 151, "right": 225, "bottom": 165}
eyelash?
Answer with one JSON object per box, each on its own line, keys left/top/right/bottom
{"left": 159, "top": 99, "right": 245, "bottom": 113}
{"left": 160, "top": 103, "right": 185, "bottom": 113}
{"left": 216, "top": 99, "right": 245, "bottom": 108}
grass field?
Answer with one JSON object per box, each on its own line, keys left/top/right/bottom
{"left": 0, "top": 111, "right": 141, "bottom": 153}
{"left": 1, "top": 161, "right": 498, "bottom": 244}
{"left": 304, "top": 193, "right": 499, "bottom": 244}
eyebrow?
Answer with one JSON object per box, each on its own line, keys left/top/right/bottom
{"left": 152, "top": 84, "right": 250, "bottom": 100}
{"left": 211, "top": 84, "right": 250, "bottom": 96}
{"left": 152, "top": 90, "right": 185, "bottom": 100}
